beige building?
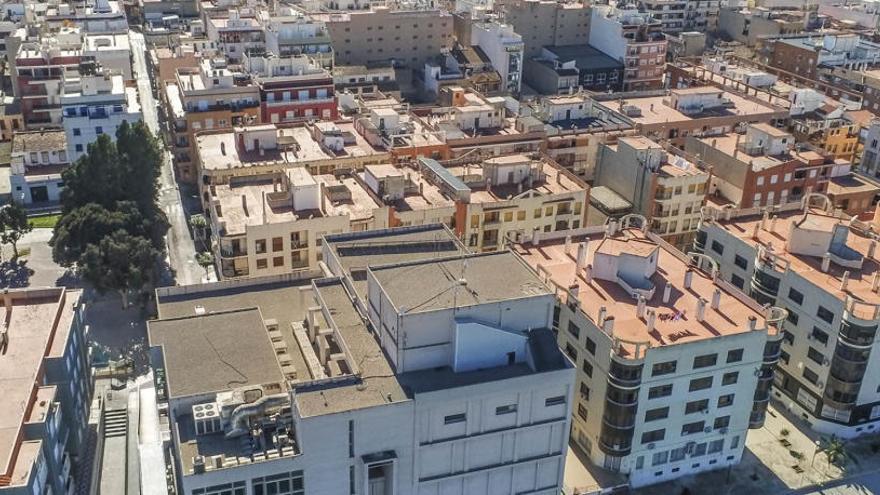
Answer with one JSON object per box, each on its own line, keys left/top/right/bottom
{"left": 322, "top": 7, "right": 454, "bottom": 68}
{"left": 203, "top": 143, "right": 589, "bottom": 278}
{"left": 502, "top": 0, "right": 591, "bottom": 57}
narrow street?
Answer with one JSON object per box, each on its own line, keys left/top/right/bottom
{"left": 129, "top": 30, "right": 205, "bottom": 286}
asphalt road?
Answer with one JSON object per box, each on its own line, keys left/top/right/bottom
{"left": 791, "top": 471, "right": 880, "bottom": 495}
{"left": 129, "top": 30, "right": 205, "bottom": 286}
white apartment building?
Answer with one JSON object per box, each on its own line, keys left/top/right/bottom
{"left": 62, "top": 65, "right": 141, "bottom": 162}
{"left": 83, "top": 33, "right": 133, "bottom": 80}
{"left": 260, "top": 8, "right": 334, "bottom": 68}
{"left": 695, "top": 195, "right": 880, "bottom": 438}
{"left": 470, "top": 21, "right": 524, "bottom": 95}
{"left": 149, "top": 225, "right": 575, "bottom": 495}
{"left": 10, "top": 129, "right": 69, "bottom": 204}
{"left": 638, "top": 0, "right": 720, "bottom": 33}
{"left": 516, "top": 216, "right": 788, "bottom": 488}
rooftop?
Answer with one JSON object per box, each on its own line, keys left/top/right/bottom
{"left": 514, "top": 226, "right": 770, "bottom": 357}
{"left": 369, "top": 251, "right": 551, "bottom": 314}
{"left": 596, "top": 90, "right": 784, "bottom": 126}
{"left": 148, "top": 308, "right": 287, "bottom": 399}
{"left": 0, "top": 288, "right": 80, "bottom": 487}
{"left": 544, "top": 44, "right": 624, "bottom": 72}
{"left": 708, "top": 204, "right": 880, "bottom": 309}
{"left": 196, "top": 123, "right": 386, "bottom": 172}
{"left": 11, "top": 130, "right": 67, "bottom": 154}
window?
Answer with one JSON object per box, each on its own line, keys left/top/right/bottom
{"left": 807, "top": 347, "right": 825, "bottom": 365}
{"left": 722, "top": 372, "right": 739, "bottom": 385}
{"left": 252, "top": 471, "right": 304, "bottom": 495}
{"left": 727, "top": 349, "right": 743, "bottom": 363}
{"left": 256, "top": 259, "right": 268, "bottom": 269}
{"left": 783, "top": 330, "right": 795, "bottom": 345}
{"left": 585, "top": 337, "right": 596, "bottom": 355}
{"left": 817, "top": 306, "right": 834, "bottom": 324}
{"left": 642, "top": 429, "right": 665, "bottom": 444}
{"left": 645, "top": 407, "right": 669, "bottom": 422}
{"left": 565, "top": 343, "right": 578, "bottom": 361}
{"left": 72, "top": 128, "right": 81, "bottom": 136}
{"left": 757, "top": 176, "right": 765, "bottom": 186}
{"left": 496, "top": 404, "right": 517, "bottom": 415}
{"left": 652, "top": 451, "right": 669, "bottom": 466}
{"left": 802, "top": 367, "right": 819, "bottom": 385}
{"left": 787, "top": 311, "right": 799, "bottom": 326}
{"left": 685, "top": 399, "right": 709, "bottom": 414}
{"left": 649, "top": 384, "right": 673, "bottom": 399}
{"left": 652, "top": 361, "right": 677, "bottom": 376}
{"left": 580, "top": 383, "right": 590, "bottom": 400}
{"left": 272, "top": 237, "right": 283, "bottom": 252}
{"left": 75, "top": 144, "right": 83, "bottom": 152}
{"left": 711, "top": 240, "right": 724, "bottom": 255}
{"left": 682, "top": 421, "right": 705, "bottom": 436}
{"left": 731, "top": 274, "right": 745, "bottom": 289}
{"left": 582, "top": 360, "right": 593, "bottom": 377}
{"left": 734, "top": 255, "right": 748, "bottom": 270}
{"left": 577, "top": 404, "right": 588, "bottom": 420}
{"left": 811, "top": 327, "right": 829, "bottom": 345}
{"left": 272, "top": 256, "right": 284, "bottom": 267}
{"left": 567, "top": 322, "right": 580, "bottom": 339}
{"left": 95, "top": 126, "right": 103, "bottom": 135}
{"left": 444, "top": 413, "right": 466, "bottom": 424}
{"left": 545, "top": 396, "right": 566, "bottom": 407}
{"left": 689, "top": 377, "right": 713, "bottom": 391}
{"left": 194, "top": 481, "right": 247, "bottom": 495}
{"left": 780, "top": 350, "right": 790, "bottom": 365}
{"left": 693, "top": 354, "right": 717, "bottom": 369}
{"left": 788, "top": 288, "right": 804, "bottom": 305}
{"left": 255, "top": 239, "right": 267, "bottom": 254}
{"left": 714, "top": 416, "right": 730, "bottom": 430}
{"left": 718, "top": 394, "right": 734, "bottom": 407}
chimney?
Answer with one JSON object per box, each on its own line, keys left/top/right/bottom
{"left": 734, "top": 133, "right": 741, "bottom": 158}
{"left": 662, "top": 283, "right": 672, "bottom": 303}
{"left": 603, "top": 316, "right": 615, "bottom": 334}
{"left": 576, "top": 241, "right": 588, "bottom": 270}
{"left": 646, "top": 309, "right": 657, "bottom": 333}
{"left": 821, "top": 253, "right": 831, "bottom": 272}
{"left": 636, "top": 295, "right": 647, "bottom": 318}
{"left": 684, "top": 268, "right": 694, "bottom": 289}
{"left": 725, "top": 207, "right": 733, "bottom": 221}
{"left": 761, "top": 209, "right": 769, "bottom": 230}
{"left": 607, "top": 219, "right": 618, "bottom": 237}
{"left": 532, "top": 229, "right": 540, "bottom": 246}
{"left": 752, "top": 222, "right": 760, "bottom": 240}
{"left": 711, "top": 288, "right": 721, "bottom": 310}
{"left": 872, "top": 272, "right": 880, "bottom": 292}
{"left": 564, "top": 235, "right": 572, "bottom": 254}
{"left": 696, "top": 297, "right": 707, "bottom": 322}
{"left": 747, "top": 315, "right": 757, "bottom": 331}
{"left": 598, "top": 306, "right": 607, "bottom": 326}
{"left": 841, "top": 270, "right": 850, "bottom": 292}
{"left": 770, "top": 215, "right": 778, "bottom": 232}
{"left": 869, "top": 240, "right": 877, "bottom": 259}
{"left": 569, "top": 283, "right": 580, "bottom": 301}
{"left": 584, "top": 264, "right": 593, "bottom": 284}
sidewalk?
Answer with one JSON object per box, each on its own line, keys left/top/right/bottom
{"left": 632, "top": 402, "right": 880, "bottom": 495}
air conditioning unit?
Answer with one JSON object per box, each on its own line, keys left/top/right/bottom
{"left": 647, "top": 443, "right": 656, "bottom": 450}
{"left": 817, "top": 381, "right": 824, "bottom": 388}
{"left": 719, "top": 427, "right": 729, "bottom": 434}
{"left": 704, "top": 426, "right": 713, "bottom": 433}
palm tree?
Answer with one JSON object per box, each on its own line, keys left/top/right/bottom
{"left": 190, "top": 214, "right": 208, "bottom": 251}
{"left": 821, "top": 436, "right": 847, "bottom": 467}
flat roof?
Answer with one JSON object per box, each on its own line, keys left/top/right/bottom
{"left": 826, "top": 174, "right": 880, "bottom": 197}
{"left": 11, "top": 130, "right": 66, "bottom": 154}
{"left": 197, "top": 123, "right": 386, "bottom": 172}
{"left": 544, "top": 44, "right": 623, "bottom": 71}
{"left": 0, "top": 288, "right": 78, "bottom": 486}
{"left": 370, "top": 251, "right": 551, "bottom": 314}
{"left": 712, "top": 207, "right": 880, "bottom": 304}
{"left": 325, "top": 224, "right": 467, "bottom": 299}
{"left": 598, "top": 91, "right": 783, "bottom": 126}
{"left": 148, "top": 308, "right": 287, "bottom": 399}
{"left": 514, "top": 229, "right": 768, "bottom": 355}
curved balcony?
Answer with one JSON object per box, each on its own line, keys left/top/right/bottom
{"left": 842, "top": 295, "right": 880, "bottom": 325}
{"left": 838, "top": 320, "right": 878, "bottom": 348}
{"left": 607, "top": 361, "right": 643, "bottom": 389}
{"left": 692, "top": 230, "right": 706, "bottom": 253}
{"left": 750, "top": 269, "right": 781, "bottom": 304}
{"left": 599, "top": 420, "right": 635, "bottom": 457}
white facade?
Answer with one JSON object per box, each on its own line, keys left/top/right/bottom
{"left": 10, "top": 130, "right": 69, "bottom": 204}
{"left": 470, "top": 21, "right": 524, "bottom": 94}
{"left": 62, "top": 71, "right": 142, "bottom": 162}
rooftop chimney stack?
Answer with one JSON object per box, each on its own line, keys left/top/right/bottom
{"left": 576, "top": 241, "right": 588, "bottom": 270}
{"left": 696, "top": 297, "right": 707, "bottom": 322}
{"left": 584, "top": 264, "right": 593, "bottom": 284}
{"left": 662, "top": 283, "right": 672, "bottom": 303}
{"left": 711, "top": 288, "right": 721, "bottom": 310}
{"left": 646, "top": 309, "right": 656, "bottom": 333}
{"left": 564, "top": 235, "right": 572, "bottom": 254}
{"left": 872, "top": 272, "right": 880, "bottom": 292}
{"left": 841, "top": 270, "right": 850, "bottom": 291}
{"left": 821, "top": 253, "right": 831, "bottom": 272}
{"left": 770, "top": 215, "right": 777, "bottom": 232}
{"left": 598, "top": 306, "right": 607, "bottom": 327}
{"left": 569, "top": 283, "right": 580, "bottom": 300}
{"left": 684, "top": 268, "right": 693, "bottom": 289}
{"left": 747, "top": 315, "right": 757, "bottom": 331}
{"left": 636, "top": 295, "right": 647, "bottom": 318}
{"left": 603, "top": 316, "right": 615, "bottom": 334}
{"left": 752, "top": 222, "right": 760, "bottom": 240}
{"left": 869, "top": 240, "right": 877, "bottom": 259}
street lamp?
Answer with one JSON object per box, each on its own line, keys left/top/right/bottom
{"left": 811, "top": 439, "right": 822, "bottom": 467}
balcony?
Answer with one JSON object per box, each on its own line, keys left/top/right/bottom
{"left": 265, "top": 96, "right": 334, "bottom": 107}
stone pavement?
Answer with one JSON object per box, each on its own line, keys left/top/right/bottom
{"left": 632, "top": 402, "right": 880, "bottom": 495}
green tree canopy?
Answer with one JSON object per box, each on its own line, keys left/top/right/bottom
{"left": 0, "top": 203, "right": 33, "bottom": 258}
{"left": 79, "top": 230, "right": 161, "bottom": 306}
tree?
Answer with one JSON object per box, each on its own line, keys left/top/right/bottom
{"left": 79, "top": 230, "right": 160, "bottom": 307}
{"left": 190, "top": 214, "right": 208, "bottom": 251}
{"left": 51, "top": 123, "right": 169, "bottom": 303}
{"left": 195, "top": 251, "right": 214, "bottom": 280}
{"left": 0, "top": 203, "right": 33, "bottom": 258}
{"left": 822, "top": 436, "right": 847, "bottom": 466}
